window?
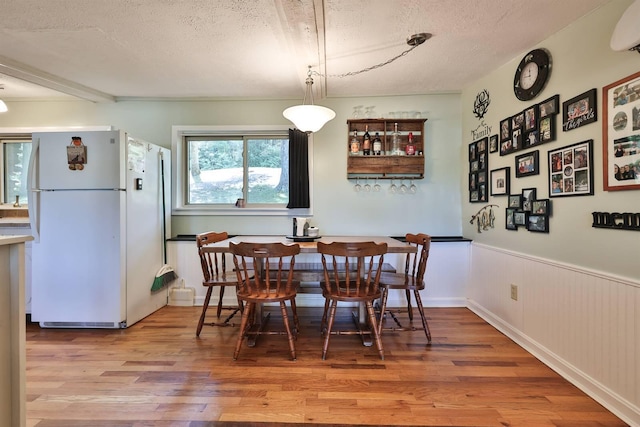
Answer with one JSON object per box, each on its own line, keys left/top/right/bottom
{"left": 1, "top": 139, "right": 32, "bottom": 205}
{"left": 172, "top": 125, "right": 312, "bottom": 215}
{"left": 186, "top": 136, "right": 289, "bottom": 205}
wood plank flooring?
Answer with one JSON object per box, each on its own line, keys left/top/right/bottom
{"left": 25, "top": 306, "right": 628, "bottom": 426}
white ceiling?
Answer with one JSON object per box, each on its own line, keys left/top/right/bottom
{"left": 0, "top": 0, "right": 613, "bottom": 102}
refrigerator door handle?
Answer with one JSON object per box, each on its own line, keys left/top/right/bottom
{"left": 27, "top": 137, "right": 41, "bottom": 242}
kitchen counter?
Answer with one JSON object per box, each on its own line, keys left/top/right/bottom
{"left": 0, "top": 234, "right": 32, "bottom": 427}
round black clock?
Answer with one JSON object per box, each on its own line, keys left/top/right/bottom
{"left": 513, "top": 48, "right": 551, "bottom": 101}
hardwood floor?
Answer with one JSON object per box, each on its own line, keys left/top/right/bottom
{"left": 26, "top": 306, "right": 628, "bottom": 427}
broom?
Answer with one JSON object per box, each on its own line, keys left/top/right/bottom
{"left": 151, "top": 150, "right": 177, "bottom": 291}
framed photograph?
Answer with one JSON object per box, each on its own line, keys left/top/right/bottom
{"left": 477, "top": 171, "right": 486, "bottom": 185}
{"left": 512, "top": 128, "right": 523, "bottom": 152}
{"left": 508, "top": 194, "right": 522, "bottom": 209}
{"left": 478, "top": 152, "right": 487, "bottom": 171}
{"left": 469, "top": 141, "right": 477, "bottom": 161}
{"left": 505, "top": 208, "right": 518, "bottom": 230}
{"left": 469, "top": 173, "right": 477, "bottom": 191}
{"left": 524, "top": 105, "right": 538, "bottom": 131}
{"left": 515, "top": 150, "right": 539, "bottom": 178}
{"left": 470, "top": 189, "right": 479, "bottom": 202}
{"left": 500, "top": 118, "right": 511, "bottom": 142}
{"left": 562, "top": 88, "right": 597, "bottom": 132}
{"left": 512, "top": 112, "right": 525, "bottom": 130}
{"left": 521, "top": 188, "right": 536, "bottom": 212}
{"left": 476, "top": 137, "right": 487, "bottom": 153}
{"left": 490, "top": 167, "right": 510, "bottom": 196}
{"left": 527, "top": 214, "right": 549, "bottom": 233}
{"left": 532, "top": 199, "right": 551, "bottom": 215}
{"left": 524, "top": 129, "right": 540, "bottom": 148}
{"left": 602, "top": 70, "right": 640, "bottom": 191}
{"left": 548, "top": 139, "right": 594, "bottom": 197}
{"left": 514, "top": 211, "right": 528, "bottom": 226}
{"left": 478, "top": 183, "right": 487, "bottom": 202}
{"left": 539, "top": 115, "right": 556, "bottom": 143}
{"left": 471, "top": 160, "right": 479, "bottom": 172}
{"left": 539, "top": 94, "right": 559, "bottom": 118}
{"left": 489, "top": 134, "right": 499, "bottom": 153}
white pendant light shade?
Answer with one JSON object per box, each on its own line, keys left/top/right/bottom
{"left": 283, "top": 104, "right": 336, "bottom": 133}
{"left": 0, "top": 99, "right": 7, "bottom": 113}
{"left": 283, "top": 67, "right": 335, "bottom": 133}
{"left": 611, "top": 0, "right": 640, "bottom": 51}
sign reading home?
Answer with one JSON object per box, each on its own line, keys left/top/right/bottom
{"left": 592, "top": 211, "right": 640, "bottom": 231}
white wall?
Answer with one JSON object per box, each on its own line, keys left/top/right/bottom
{"left": 0, "top": 94, "right": 462, "bottom": 238}
{"left": 461, "top": 0, "right": 640, "bottom": 281}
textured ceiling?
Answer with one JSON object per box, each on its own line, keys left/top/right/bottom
{"left": 0, "top": 0, "right": 613, "bottom": 102}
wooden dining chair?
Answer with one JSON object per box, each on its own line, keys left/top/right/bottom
{"left": 317, "top": 241, "right": 388, "bottom": 360}
{"left": 196, "top": 231, "right": 248, "bottom": 336}
{"left": 377, "top": 233, "right": 432, "bottom": 342}
{"left": 229, "top": 241, "right": 301, "bottom": 361}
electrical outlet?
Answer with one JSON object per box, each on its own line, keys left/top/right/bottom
{"left": 510, "top": 284, "right": 518, "bottom": 301}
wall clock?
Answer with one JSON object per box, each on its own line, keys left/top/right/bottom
{"left": 513, "top": 48, "right": 551, "bottom": 101}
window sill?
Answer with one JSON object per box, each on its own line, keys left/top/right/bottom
{"left": 172, "top": 206, "right": 312, "bottom": 216}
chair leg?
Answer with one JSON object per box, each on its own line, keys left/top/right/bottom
{"left": 290, "top": 298, "right": 300, "bottom": 333}
{"left": 377, "top": 287, "right": 389, "bottom": 337}
{"left": 320, "top": 297, "right": 330, "bottom": 332}
{"left": 217, "top": 286, "right": 226, "bottom": 318}
{"left": 405, "top": 289, "right": 413, "bottom": 320}
{"left": 366, "top": 301, "right": 384, "bottom": 360}
{"left": 196, "top": 286, "right": 214, "bottom": 337}
{"left": 280, "top": 301, "right": 297, "bottom": 361}
{"left": 413, "top": 289, "right": 431, "bottom": 342}
{"left": 233, "top": 301, "right": 253, "bottom": 360}
{"left": 322, "top": 300, "right": 338, "bottom": 360}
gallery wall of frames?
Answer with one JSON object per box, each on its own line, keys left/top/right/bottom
{"left": 468, "top": 69, "right": 640, "bottom": 234}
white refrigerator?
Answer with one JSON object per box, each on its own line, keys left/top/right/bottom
{"left": 28, "top": 130, "right": 171, "bottom": 328}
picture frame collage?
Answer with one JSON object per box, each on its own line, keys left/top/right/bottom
{"left": 505, "top": 187, "right": 552, "bottom": 233}
{"left": 548, "top": 139, "right": 594, "bottom": 197}
{"left": 500, "top": 94, "right": 559, "bottom": 156}
{"left": 602, "top": 70, "right": 640, "bottom": 191}
{"left": 469, "top": 137, "right": 489, "bottom": 203}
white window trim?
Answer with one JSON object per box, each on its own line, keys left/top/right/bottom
{"left": 171, "top": 125, "right": 313, "bottom": 216}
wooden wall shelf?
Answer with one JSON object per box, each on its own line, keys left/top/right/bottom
{"left": 346, "top": 118, "right": 426, "bottom": 179}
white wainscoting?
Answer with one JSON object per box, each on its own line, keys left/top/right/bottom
{"left": 468, "top": 243, "right": 639, "bottom": 426}
{"left": 166, "top": 239, "right": 469, "bottom": 308}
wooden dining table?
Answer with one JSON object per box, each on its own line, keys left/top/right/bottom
{"left": 202, "top": 235, "right": 416, "bottom": 347}
{"left": 203, "top": 235, "right": 416, "bottom": 254}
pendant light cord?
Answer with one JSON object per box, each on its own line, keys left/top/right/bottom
{"left": 312, "top": 32, "right": 431, "bottom": 79}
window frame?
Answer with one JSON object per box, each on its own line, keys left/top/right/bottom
{"left": 1, "top": 137, "right": 32, "bottom": 206}
{"left": 172, "top": 125, "right": 313, "bottom": 216}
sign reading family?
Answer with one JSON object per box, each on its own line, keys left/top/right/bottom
{"left": 471, "top": 89, "right": 492, "bottom": 141}
{"left": 562, "top": 88, "right": 597, "bottom": 132}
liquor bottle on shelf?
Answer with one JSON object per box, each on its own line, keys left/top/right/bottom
{"left": 349, "top": 130, "right": 360, "bottom": 155}
{"left": 391, "top": 122, "right": 401, "bottom": 155}
{"left": 362, "top": 125, "right": 371, "bottom": 155}
{"left": 372, "top": 132, "right": 382, "bottom": 155}
{"left": 405, "top": 132, "right": 416, "bottom": 155}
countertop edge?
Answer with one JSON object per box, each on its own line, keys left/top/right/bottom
{"left": 168, "top": 235, "right": 472, "bottom": 243}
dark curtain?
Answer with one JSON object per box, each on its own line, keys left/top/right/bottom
{"left": 287, "top": 128, "right": 310, "bottom": 208}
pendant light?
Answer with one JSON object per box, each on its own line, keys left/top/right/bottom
{"left": 283, "top": 33, "right": 431, "bottom": 133}
{"left": 283, "top": 66, "right": 335, "bottom": 133}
